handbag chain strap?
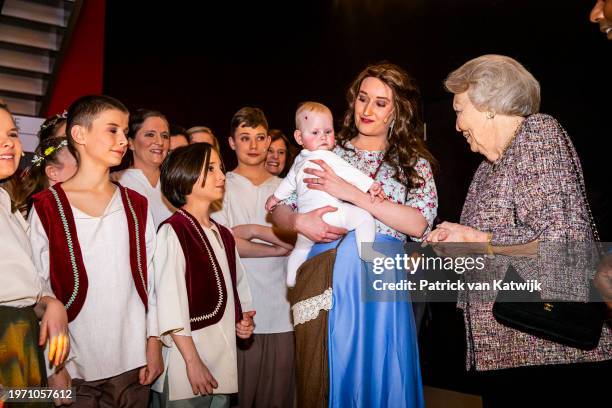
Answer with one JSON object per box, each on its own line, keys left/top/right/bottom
{"left": 558, "top": 127, "right": 601, "bottom": 246}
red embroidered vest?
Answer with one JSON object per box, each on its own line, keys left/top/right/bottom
{"left": 32, "top": 183, "right": 149, "bottom": 322}
{"left": 161, "top": 209, "right": 243, "bottom": 331}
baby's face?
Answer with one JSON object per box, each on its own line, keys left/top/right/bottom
{"left": 296, "top": 111, "right": 335, "bottom": 151}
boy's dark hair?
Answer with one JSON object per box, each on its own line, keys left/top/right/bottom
{"left": 170, "top": 124, "right": 188, "bottom": 139}
{"left": 229, "top": 107, "right": 268, "bottom": 138}
{"left": 161, "top": 143, "right": 213, "bottom": 208}
{"left": 66, "top": 95, "right": 129, "bottom": 163}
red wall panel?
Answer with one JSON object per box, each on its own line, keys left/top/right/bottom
{"left": 44, "top": 0, "right": 106, "bottom": 116}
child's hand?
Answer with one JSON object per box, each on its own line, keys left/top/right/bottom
{"left": 186, "top": 358, "right": 218, "bottom": 395}
{"left": 236, "top": 310, "right": 256, "bottom": 339}
{"left": 139, "top": 337, "right": 164, "bottom": 385}
{"left": 265, "top": 195, "right": 280, "bottom": 212}
{"left": 48, "top": 367, "right": 73, "bottom": 406}
{"left": 368, "top": 182, "right": 387, "bottom": 203}
{"left": 40, "top": 297, "right": 69, "bottom": 367}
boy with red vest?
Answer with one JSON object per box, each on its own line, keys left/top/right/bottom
{"left": 153, "top": 143, "right": 254, "bottom": 407}
{"left": 29, "top": 95, "right": 162, "bottom": 407}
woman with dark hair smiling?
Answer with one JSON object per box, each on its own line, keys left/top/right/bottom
{"left": 115, "top": 108, "right": 174, "bottom": 228}
{"left": 272, "top": 63, "right": 437, "bottom": 407}
{"left": 265, "top": 129, "right": 296, "bottom": 178}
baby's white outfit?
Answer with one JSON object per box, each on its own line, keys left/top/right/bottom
{"left": 273, "top": 149, "right": 377, "bottom": 287}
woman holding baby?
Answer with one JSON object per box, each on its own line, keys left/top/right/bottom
{"left": 272, "top": 62, "right": 437, "bottom": 408}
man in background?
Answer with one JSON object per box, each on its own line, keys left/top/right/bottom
{"left": 590, "top": 0, "right": 612, "bottom": 39}
{"left": 589, "top": 0, "right": 612, "bottom": 316}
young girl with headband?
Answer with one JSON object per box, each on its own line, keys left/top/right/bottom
{"left": 14, "top": 136, "right": 77, "bottom": 213}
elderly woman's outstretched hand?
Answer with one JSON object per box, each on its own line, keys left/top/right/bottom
{"left": 425, "top": 222, "right": 489, "bottom": 257}
{"left": 427, "top": 222, "right": 539, "bottom": 258}
{"left": 426, "top": 221, "right": 487, "bottom": 243}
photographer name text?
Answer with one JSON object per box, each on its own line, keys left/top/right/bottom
{"left": 372, "top": 279, "right": 542, "bottom": 292}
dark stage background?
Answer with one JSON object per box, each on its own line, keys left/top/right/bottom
{"left": 104, "top": 0, "right": 611, "bottom": 394}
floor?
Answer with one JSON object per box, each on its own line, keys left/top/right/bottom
{"left": 424, "top": 386, "right": 482, "bottom": 408}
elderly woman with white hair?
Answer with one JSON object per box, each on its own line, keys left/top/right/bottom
{"left": 427, "top": 55, "right": 612, "bottom": 406}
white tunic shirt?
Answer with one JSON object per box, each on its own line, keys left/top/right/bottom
{"left": 211, "top": 172, "right": 293, "bottom": 334}
{"left": 29, "top": 187, "right": 158, "bottom": 381}
{"left": 116, "top": 168, "right": 174, "bottom": 229}
{"left": 153, "top": 222, "right": 253, "bottom": 400}
{"left": 0, "top": 188, "right": 42, "bottom": 307}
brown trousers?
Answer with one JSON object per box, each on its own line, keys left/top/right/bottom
{"left": 287, "top": 246, "right": 335, "bottom": 408}
{"left": 71, "top": 368, "right": 149, "bottom": 408}
{"left": 235, "top": 332, "right": 296, "bottom": 408}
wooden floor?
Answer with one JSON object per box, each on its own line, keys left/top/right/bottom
{"left": 424, "top": 386, "right": 482, "bottom": 408}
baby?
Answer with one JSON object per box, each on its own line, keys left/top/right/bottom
{"left": 266, "top": 102, "right": 384, "bottom": 287}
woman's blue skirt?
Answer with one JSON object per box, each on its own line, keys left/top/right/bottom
{"left": 308, "top": 231, "right": 424, "bottom": 408}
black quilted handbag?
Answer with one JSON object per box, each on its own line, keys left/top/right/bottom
{"left": 492, "top": 264, "right": 606, "bottom": 350}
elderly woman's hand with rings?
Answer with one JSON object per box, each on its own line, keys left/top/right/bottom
{"left": 425, "top": 222, "right": 490, "bottom": 257}
{"left": 426, "top": 221, "right": 488, "bottom": 243}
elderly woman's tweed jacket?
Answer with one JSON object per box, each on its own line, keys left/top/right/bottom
{"left": 458, "top": 113, "right": 612, "bottom": 371}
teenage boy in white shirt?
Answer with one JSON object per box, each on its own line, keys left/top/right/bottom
{"left": 211, "top": 107, "right": 295, "bottom": 408}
